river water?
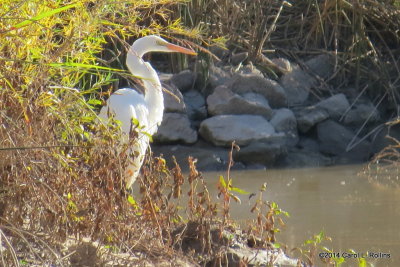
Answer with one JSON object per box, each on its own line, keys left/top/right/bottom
{"left": 201, "top": 165, "right": 400, "bottom": 266}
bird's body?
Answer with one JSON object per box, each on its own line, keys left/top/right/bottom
{"left": 99, "top": 35, "right": 196, "bottom": 188}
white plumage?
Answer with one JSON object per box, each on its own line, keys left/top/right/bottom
{"left": 99, "top": 35, "right": 196, "bottom": 188}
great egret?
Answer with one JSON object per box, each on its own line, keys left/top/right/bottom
{"left": 99, "top": 35, "right": 197, "bottom": 188}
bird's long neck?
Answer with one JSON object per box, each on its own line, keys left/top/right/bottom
{"left": 126, "top": 45, "right": 164, "bottom": 133}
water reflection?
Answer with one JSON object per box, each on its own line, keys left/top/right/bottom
{"left": 201, "top": 165, "right": 400, "bottom": 266}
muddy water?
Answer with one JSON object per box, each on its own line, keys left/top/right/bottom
{"left": 201, "top": 165, "right": 400, "bottom": 266}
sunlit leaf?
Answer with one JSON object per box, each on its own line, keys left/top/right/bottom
{"left": 230, "top": 186, "right": 249, "bottom": 195}
{"left": 87, "top": 99, "right": 102, "bottom": 106}
{"left": 219, "top": 175, "right": 227, "bottom": 188}
{"left": 12, "top": 4, "right": 79, "bottom": 30}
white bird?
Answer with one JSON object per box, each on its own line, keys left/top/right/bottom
{"left": 99, "top": 35, "right": 197, "bottom": 188}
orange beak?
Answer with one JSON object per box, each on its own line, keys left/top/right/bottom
{"left": 166, "top": 43, "right": 197, "bottom": 56}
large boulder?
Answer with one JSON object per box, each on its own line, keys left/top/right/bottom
{"left": 170, "top": 70, "right": 196, "bottom": 92}
{"left": 317, "top": 120, "right": 371, "bottom": 162}
{"left": 230, "top": 52, "right": 248, "bottom": 66}
{"left": 162, "top": 83, "right": 186, "bottom": 113}
{"left": 233, "top": 142, "right": 287, "bottom": 167}
{"left": 280, "top": 148, "right": 332, "bottom": 168}
{"left": 280, "top": 54, "right": 334, "bottom": 106}
{"left": 270, "top": 108, "right": 299, "bottom": 146}
{"left": 305, "top": 54, "right": 334, "bottom": 79}
{"left": 228, "top": 74, "right": 287, "bottom": 108}
{"left": 370, "top": 122, "right": 400, "bottom": 154}
{"left": 154, "top": 113, "right": 197, "bottom": 144}
{"left": 209, "top": 65, "right": 233, "bottom": 89}
{"left": 207, "top": 85, "right": 273, "bottom": 119}
{"left": 295, "top": 106, "right": 329, "bottom": 133}
{"left": 237, "top": 64, "right": 264, "bottom": 77}
{"left": 152, "top": 143, "right": 232, "bottom": 172}
{"left": 343, "top": 99, "right": 380, "bottom": 126}
{"left": 280, "top": 65, "right": 314, "bottom": 106}
{"left": 199, "top": 115, "right": 283, "bottom": 147}
{"left": 316, "top": 93, "right": 350, "bottom": 120}
{"left": 183, "top": 90, "right": 207, "bottom": 124}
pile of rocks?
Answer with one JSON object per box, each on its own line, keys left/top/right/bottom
{"left": 153, "top": 53, "right": 386, "bottom": 171}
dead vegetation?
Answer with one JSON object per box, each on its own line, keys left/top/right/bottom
{"left": 185, "top": 0, "right": 400, "bottom": 100}
{"left": 1, "top": 0, "right": 400, "bottom": 266}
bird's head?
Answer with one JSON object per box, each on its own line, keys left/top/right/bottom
{"left": 131, "top": 35, "right": 197, "bottom": 57}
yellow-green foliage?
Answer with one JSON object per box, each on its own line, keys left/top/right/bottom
{"left": 0, "top": 0, "right": 200, "bottom": 142}
{"left": 0, "top": 2, "right": 202, "bottom": 265}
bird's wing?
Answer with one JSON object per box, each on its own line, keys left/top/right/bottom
{"left": 99, "top": 88, "right": 150, "bottom": 135}
{"left": 99, "top": 88, "right": 152, "bottom": 188}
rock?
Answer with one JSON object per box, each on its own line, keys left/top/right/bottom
{"left": 152, "top": 143, "right": 231, "bottom": 171}
{"left": 271, "top": 58, "right": 292, "bottom": 73}
{"left": 207, "top": 85, "right": 273, "bottom": 119}
{"left": 316, "top": 93, "right": 350, "bottom": 120}
{"left": 237, "top": 64, "right": 264, "bottom": 77}
{"left": 317, "top": 120, "right": 371, "bottom": 162}
{"left": 280, "top": 55, "right": 333, "bottom": 106}
{"left": 280, "top": 64, "right": 314, "bottom": 106}
{"left": 209, "top": 45, "right": 229, "bottom": 60}
{"left": 230, "top": 52, "right": 248, "bottom": 65}
{"left": 343, "top": 99, "right": 380, "bottom": 126}
{"left": 305, "top": 54, "right": 334, "bottom": 79}
{"left": 162, "top": 83, "right": 186, "bottom": 113}
{"left": 295, "top": 106, "right": 329, "bottom": 133}
{"left": 174, "top": 221, "right": 298, "bottom": 267}
{"left": 233, "top": 142, "right": 287, "bottom": 167}
{"left": 154, "top": 113, "right": 197, "bottom": 144}
{"left": 199, "top": 115, "right": 283, "bottom": 147}
{"left": 370, "top": 122, "right": 400, "bottom": 154}
{"left": 209, "top": 65, "right": 233, "bottom": 89}
{"left": 228, "top": 73, "right": 287, "bottom": 108}
{"left": 170, "top": 70, "right": 196, "bottom": 92}
{"left": 279, "top": 148, "right": 332, "bottom": 168}
{"left": 183, "top": 90, "right": 207, "bottom": 124}
{"left": 270, "top": 108, "right": 299, "bottom": 146}
{"left": 158, "top": 73, "right": 173, "bottom": 82}
{"left": 297, "top": 137, "right": 320, "bottom": 152}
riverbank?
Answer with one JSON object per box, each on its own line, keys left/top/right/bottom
{"left": 152, "top": 53, "right": 398, "bottom": 171}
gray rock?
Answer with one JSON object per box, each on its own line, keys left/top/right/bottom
{"left": 237, "top": 64, "right": 264, "bottom": 77}
{"left": 305, "top": 54, "right": 334, "bottom": 79}
{"left": 170, "top": 70, "right": 196, "bottom": 92}
{"left": 280, "top": 64, "right": 314, "bottom": 106}
{"left": 199, "top": 115, "right": 283, "bottom": 147}
{"left": 207, "top": 86, "right": 273, "bottom": 119}
{"left": 270, "top": 108, "right": 299, "bottom": 146}
{"left": 209, "top": 65, "right": 233, "bottom": 89}
{"left": 152, "top": 143, "right": 230, "bottom": 172}
{"left": 209, "top": 45, "right": 229, "bottom": 60}
{"left": 280, "top": 55, "right": 334, "bottom": 106}
{"left": 317, "top": 120, "right": 371, "bottom": 162}
{"left": 271, "top": 58, "right": 292, "bottom": 72}
{"left": 163, "top": 83, "right": 186, "bottom": 113}
{"left": 370, "top": 123, "right": 400, "bottom": 154}
{"left": 227, "top": 246, "right": 298, "bottom": 267}
{"left": 233, "top": 142, "right": 287, "bottom": 167}
{"left": 343, "top": 100, "right": 380, "bottom": 126}
{"left": 228, "top": 73, "right": 287, "bottom": 108}
{"left": 316, "top": 93, "right": 350, "bottom": 120}
{"left": 183, "top": 90, "right": 207, "bottom": 123}
{"left": 295, "top": 106, "right": 329, "bottom": 133}
{"left": 297, "top": 137, "right": 320, "bottom": 152}
{"left": 280, "top": 148, "right": 332, "bottom": 168}
{"left": 230, "top": 52, "right": 248, "bottom": 65}
{"left": 154, "top": 113, "right": 197, "bottom": 144}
